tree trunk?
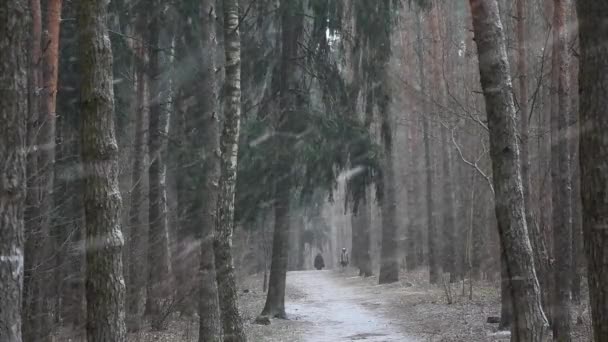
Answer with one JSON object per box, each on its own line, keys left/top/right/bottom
{"left": 415, "top": 10, "right": 440, "bottom": 284}
{"left": 550, "top": 0, "right": 573, "bottom": 339}
{"left": 429, "top": 1, "right": 457, "bottom": 282}
{"left": 0, "top": 2, "right": 28, "bottom": 341}
{"left": 405, "top": 113, "right": 419, "bottom": 271}
{"left": 378, "top": 91, "right": 399, "bottom": 285}
{"left": 516, "top": 0, "right": 552, "bottom": 319}
{"left": 77, "top": 0, "right": 127, "bottom": 340}
{"left": 126, "top": 35, "right": 147, "bottom": 332}
{"left": 23, "top": 0, "right": 43, "bottom": 339}
{"left": 261, "top": 184, "right": 291, "bottom": 318}
{"left": 54, "top": 0, "right": 85, "bottom": 332}
{"left": 172, "top": 21, "right": 197, "bottom": 318}
{"left": 357, "top": 90, "right": 374, "bottom": 279}
{"left": 146, "top": 4, "right": 173, "bottom": 326}
{"left": 439, "top": 127, "right": 457, "bottom": 281}
{"left": 214, "top": 0, "right": 247, "bottom": 340}
{"left": 569, "top": 51, "right": 582, "bottom": 306}
{"left": 499, "top": 250, "right": 512, "bottom": 330}
{"left": 261, "top": 0, "right": 305, "bottom": 318}
{"left": 468, "top": 0, "right": 551, "bottom": 341}
{"left": 352, "top": 193, "right": 372, "bottom": 277}
{"left": 32, "top": 0, "right": 63, "bottom": 335}
{"left": 575, "top": 1, "right": 608, "bottom": 340}
{"left": 197, "top": 1, "right": 222, "bottom": 340}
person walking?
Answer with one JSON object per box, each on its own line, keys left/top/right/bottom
{"left": 314, "top": 253, "right": 325, "bottom": 270}
{"left": 339, "top": 248, "right": 349, "bottom": 271}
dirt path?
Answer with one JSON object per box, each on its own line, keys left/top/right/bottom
{"left": 286, "top": 270, "right": 419, "bottom": 342}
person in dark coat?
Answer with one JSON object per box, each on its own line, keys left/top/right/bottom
{"left": 314, "top": 253, "right": 325, "bottom": 270}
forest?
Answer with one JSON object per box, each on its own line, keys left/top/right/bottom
{"left": 0, "top": 0, "right": 607, "bottom": 341}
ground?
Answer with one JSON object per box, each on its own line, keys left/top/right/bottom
{"left": 126, "top": 268, "right": 593, "bottom": 342}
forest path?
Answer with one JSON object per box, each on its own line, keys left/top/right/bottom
{"left": 286, "top": 270, "right": 419, "bottom": 342}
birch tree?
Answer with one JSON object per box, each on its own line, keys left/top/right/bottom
{"left": 214, "top": 0, "right": 247, "bottom": 339}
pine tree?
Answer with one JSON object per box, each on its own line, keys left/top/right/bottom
{"left": 77, "top": 0, "right": 127, "bottom": 339}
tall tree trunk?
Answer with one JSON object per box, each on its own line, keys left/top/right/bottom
{"left": 197, "top": 1, "right": 222, "bottom": 340}
{"left": 54, "top": 0, "right": 85, "bottom": 332}
{"left": 172, "top": 23, "right": 197, "bottom": 318}
{"left": 575, "top": 1, "right": 608, "bottom": 340}
{"left": 430, "top": 0, "right": 457, "bottom": 281}
{"left": 439, "top": 127, "right": 457, "bottom": 281}
{"left": 352, "top": 192, "right": 372, "bottom": 277}
{"left": 261, "top": 183, "right": 291, "bottom": 318}
{"left": 550, "top": 0, "right": 573, "bottom": 339}
{"left": 77, "top": 0, "right": 127, "bottom": 340}
{"left": 516, "top": 0, "right": 552, "bottom": 319}
{"left": 0, "top": 1, "right": 28, "bottom": 341}
{"left": 499, "top": 249, "right": 513, "bottom": 330}
{"left": 405, "top": 113, "right": 419, "bottom": 271}
{"left": 357, "top": 84, "right": 374, "bottom": 279}
{"left": 146, "top": 5, "right": 173, "bottom": 326}
{"left": 415, "top": 10, "right": 440, "bottom": 284}
{"left": 468, "top": 0, "right": 551, "bottom": 341}
{"left": 261, "top": 0, "right": 304, "bottom": 318}
{"left": 126, "top": 37, "right": 147, "bottom": 332}
{"left": 33, "top": 0, "right": 63, "bottom": 335}
{"left": 351, "top": 182, "right": 373, "bottom": 277}
{"left": 568, "top": 21, "right": 582, "bottom": 304}
{"left": 214, "top": 0, "right": 247, "bottom": 340}
{"left": 378, "top": 90, "right": 399, "bottom": 284}
{"left": 23, "top": 0, "right": 43, "bottom": 339}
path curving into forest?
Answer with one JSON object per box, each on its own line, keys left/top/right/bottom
{"left": 285, "top": 270, "right": 418, "bottom": 342}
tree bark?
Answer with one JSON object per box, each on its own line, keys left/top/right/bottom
{"left": 126, "top": 34, "right": 147, "bottom": 332}
{"left": 261, "top": 183, "right": 291, "bottom": 318}
{"left": 499, "top": 249, "right": 513, "bottom": 330}
{"left": 77, "top": 0, "right": 127, "bottom": 340}
{"left": 575, "top": 1, "right": 608, "bottom": 340}
{"left": 415, "top": 11, "right": 440, "bottom": 284}
{"left": 22, "top": 0, "right": 43, "bottom": 339}
{"left": 32, "top": 0, "right": 63, "bottom": 335}
{"left": 261, "top": 0, "right": 304, "bottom": 317}
{"left": 197, "top": 1, "right": 222, "bottom": 340}
{"left": 468, "top": 0, "right": 551, "bottom": 341}
{"left": 515, "top": 0, "right": 552, "bottom": 320}
{"left": 550, "top": 0, "right": 573, "bottom": 339}
{"left": 54, "top": 0, "right": 85, "bottom": 331}
{"left": 0, "top": 2, "right": 28, "bottom": 341}
{"left": 405, "top": 113, "right": 419, "bottom": 271}
{"left": 429, "top": 0, "right": 457, "bottom": 282}
{"left": 214, "top": 0, "right": 247, "bottom": 340}
{"left": 352, "top": 192, "right": 372, "bottom": 277}
{"left": 146, "top": 4, "right": 173, "bottom": 326}
{"left": 378, "top": 90, "right": 399, "bottom": 285}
